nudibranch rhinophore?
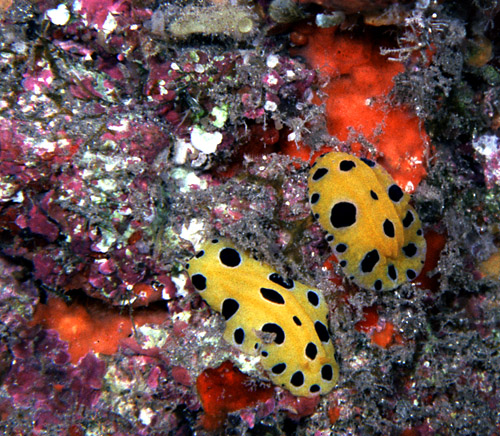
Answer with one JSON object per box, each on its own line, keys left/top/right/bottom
{"left": 187, "top": 238, "right": 338, "bottom": 397}
{"left": 308, "top": 152, "right": 426, "bottom": 291}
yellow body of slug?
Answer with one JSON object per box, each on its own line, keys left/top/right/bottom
{"left": 187, "top": 238, "right": 338, "bottom": 397}
{"left": 308, "top": 152, "right": 426, "bottom": 291}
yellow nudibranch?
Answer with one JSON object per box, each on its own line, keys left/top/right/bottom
{"left": 186, "top": 238, "right": 338, "bottom": 397}
{"left": 308, "top": 152, "right": 426, "bottom": 291}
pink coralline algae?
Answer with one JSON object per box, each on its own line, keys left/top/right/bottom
{"left": 4, "top": 328, "right": 105, "bottom": 433}
{"left": 0, "top": 103, "right": 176, "bottom": 303}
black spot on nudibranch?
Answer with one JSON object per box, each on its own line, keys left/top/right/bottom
{"left": 402, "top": 210, "right": 414, "bottom": 228}
{"left": 321, "top": 364, "right": 334, "bottom": 381}
{"left": 305, "top": 342, "right": 318, "bottom": 360}
{"left": 293, "top": 316, "right": 302, "bottom": 326}
{"left": 260, "top": 287, "right": 285, "bottom": 305}
{"left": 307, "top": 290, "right": 319, "bottom": 307}
{"left": 339, "top": 160, "right": 356, "bottom": 171}
{"left": 335, "top": 243, "right": 347, "bottom": 253}
{"left": 261, "top": 350, "right": 269, "bottom": 357}
{"left": 234, "top": 328, "right": 245, "bottom": 344}
{"left": 403, "top": 243, "right": 418, "bottom": 257}
{"left": 374, "top": 279, "right": 383, "bottom": 291}
{"left": 388, "top": 184, "right": 404, "bottom": 202}
{"left": 262, "top": 323, "right": 285, "bottom": 344}
{"left": 330, "top": 202, "right": 357, "bottom": 228}
{"left": 326, "top": 234, "right": 334, "bottom": 242}
{"left": 191, "top": 274, "right": 207, "bottom": 291}
{"left": 388, "top": 264, "right": 397, "bottom": 281}
{"left": 383, "top": 219, "right": 395, "bottom": 238}
{"left": 417, "top": 229, "right": 423, "bottom": 236}
{"left": 221, "top": 298, "right": 239, "bottom": 320}
{"left": 315, "top": 321, "right": 330, "bottom": 343}
{"left": 195, "top": 250, "right": 205, "bottom": 258}
{"left": 310, "top": 193, "right": 320, "bottom": 204}
{"left": 271, "top": 363, "right": 286, "bottom": 374}
{"left": 310, "top": 384, "right": 320, "bottom": 393}
{"left": 219, "top": 247, "right": 242, "bottom": 267}
{"left": 312, "top": 168, "right": 328, "bottom": 181}
{"left": 360, "top": 157, "right": 376, "bottom": 167}
{"left": 370, "top": 190, "right": 378, "bottom": 200}
{"left": 268, "top": 273, "right": 294, "bottom": 289}
{"left": 290, "top": 371, "right": 305, "bottom": 387}
{"left": 406, "top": 269, "right": 417, "bottom": 280}
{"left": 211, "top": 239, "right": 219, "bottom": 243}
{"left": 339, "top": 260, "right": 347, "bottom": 268}
{"left": 360, "top": 250, "right": 380, "bottom": 273}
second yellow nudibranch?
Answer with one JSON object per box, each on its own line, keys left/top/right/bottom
{"left": 187, "top": 238, "right": 338, "bottom": 397}
{"left": 308, "top": 152, "right": 426, "bottom": 291}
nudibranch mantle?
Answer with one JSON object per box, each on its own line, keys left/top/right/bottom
{"left": 187, "top": 238, "right": 338, "bottom": 397}
{"left": 308, "top": 151, "right": 426, "bottom": 291}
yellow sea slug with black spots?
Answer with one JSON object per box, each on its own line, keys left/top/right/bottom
{"left": 308, "top": 151, "right": 426, "bottom": 291}
{"left": 186, "top": 238, "right": 339, "bottom": 397}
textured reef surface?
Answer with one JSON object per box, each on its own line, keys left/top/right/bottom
{"left": 0, "top": 0, "right": 500, "bottom": 434}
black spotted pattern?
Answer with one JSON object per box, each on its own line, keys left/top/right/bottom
{"left": 321, "top": 364, "right": 334, "bottom": 381}
{"left": 195, "top": 250, "right": 205, "bottom": 258}
{"left": 315, "top": 321, "right": 330, "bottom": 343}
{"left": 406, "top": 269, "right": 417, "bottom": 280}
{"left": 262, "top": 323, "right": 285, "bottom": 344}
{"left": 370, "top": 190, "right": 379, "bottom": 200}
{"left": 312, "top": 168, "right": 328, "bottom": 181}
{"left": 260, "top": 287, "right": 285, "bottom": 304}
{"left": 268, "top": 273, "right": 294, "bottom": 289}
{"left": 330, "top": 202, "right": 357, "bottom": 228}
{"left": 307, "top": 290, "right": 319, "bottom": 307}
{"left": 339, "top": 160, "right": 356, "bottom": 171}
{"left": 339, "top": 260, "right": 347, "bottom": 268}
{"left": 293, "top": 316, "right": 302, "bottom": 326}
{"left": 388, "top": 184, "right": 404, "bottom": 202}
{"left": 234, "top": 328, "right": 245, "bottom": 344}
{"left": 191, "top": 274, "right": 207, "bottom": 291}
{"left": 310, "top": 193, "right": 320, "bottom": 204}
{"left": 336, "top": 243, "right": 347, "bottom": 253}
{"left": 383, "top": 219, "right": 395, "bottom": 238}
{"left": 310, "top": 384, "right": 320, "bottom": 393}
{"left": 326, "top": 234, "right": 334, "bottom": 242}
{"left": 272, "top": 363, "right": 286, "bottom": 374}
{"left": 360, "top": 250, "right": 380, "bottom": 273}
{"left": 290, "top": 371, "right": 305, "bottom": 387}
{"left": 305, "top": 342, "right": 318, "bottom": 360}
{"left": 402, "top": 243, "right": 417, "bottom": 258}
{"left": 402, "top": 210, "right": 414, "bottom": 228}
{"left": 221, "top": 298, "right": 239, "bottom": 320}
{"left": 388, "top": 264, "right": 397, "bottom": 281}
{"left": 374, "top": 279, "right": 382, "bottom": 291}
{"left": 219, "top": 247, "right": 242, "bottom": 267}
{"left": 261, "top": 350, "right": 269, "bottom": 357}
{"left": 360, "top": 157, "right": 376, "bottom": 167}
